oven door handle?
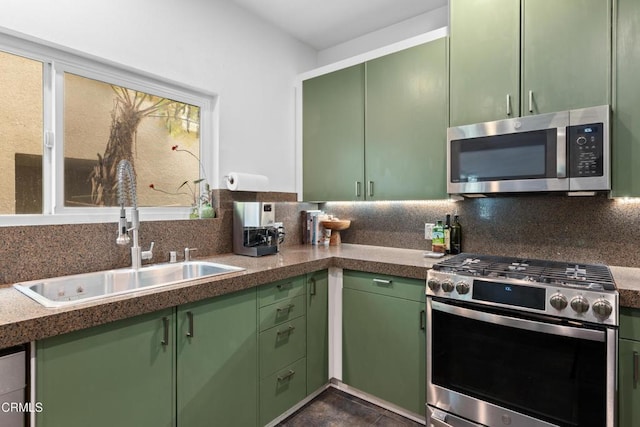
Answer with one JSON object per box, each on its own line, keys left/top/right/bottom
{"left": 431, "top": 300, "right": 606, "bottom": 342}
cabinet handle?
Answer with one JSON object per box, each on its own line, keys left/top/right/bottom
{"left": 186, "top": 311, "right": 194, "bottom": 338}
{"left": 309, "top": 277, "right": 317, "bottom": 296}
{"left": 355, "top": 181, "right": 362, "bottom": 198}
{"left": 277, "top": 370, "right": 295, "bottom": 382}
{"left": 276, "top": 325, "right": 295, "bottom": 336}
{"left": 634, "top": 351, "right": 639, "bottom": 389}
{"left": 367, "top": 181, "right": 374, "bottom": 197}
{"left": 276, "top": 282, "right": 292, "bottom": 290}
{"left": 373, "top": 278, "right": 392, "bottom": 285}
{"left": 161, "top": 316, "right": 170, "bottom": 346}
{"left": 528, "top": 90, "right": 534, "bottom": 113}
{"left": 420, "top": 310, "right": 426, "bottom": 330}
{"left": 506, "top": 94, "right": 512, "bottom": 116}
{"left": 276, "top": 304, "right": 295, "bottom": 313}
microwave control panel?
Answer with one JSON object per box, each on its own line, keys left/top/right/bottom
{"left": 568, "top": 123, "right": 604, "bottom": 178}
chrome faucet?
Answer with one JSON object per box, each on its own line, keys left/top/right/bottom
{"left": 116, "top": 159, "right": 153, "bottom": 269}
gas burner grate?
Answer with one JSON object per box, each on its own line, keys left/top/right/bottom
{"left": 433, "top": 253, "right": 616, "bottom": 291}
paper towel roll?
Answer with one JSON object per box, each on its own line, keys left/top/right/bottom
{"left": 226, "top": 172, "right": 269, "bottom": 192}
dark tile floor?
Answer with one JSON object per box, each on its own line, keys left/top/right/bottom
{"left": 277, "top": 387, "right": 424, "bottom": 426}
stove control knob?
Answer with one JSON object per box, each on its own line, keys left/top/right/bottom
{"left": 592, "top": 299, "right": 613, "bottom": 319}
{"left": 570, "top": 296, "right": 590, "bottom": 314}
{"left": 455, "top": 281, "right": 470, "bottom": 295}
{"left": 427, "top": 279, "right": 440, "bottom": 292}
{"left": 549, "top": 293, "right": 568, "bottom": 310}
{"left": 441, "top": 280, "right": 454, "bottom": 293}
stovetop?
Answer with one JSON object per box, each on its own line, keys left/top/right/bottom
{"left": 432, "top": 253, "right": 616, "bottom": 291}
{"left": 427, "top": 253, "right": 618, "bottom": 325}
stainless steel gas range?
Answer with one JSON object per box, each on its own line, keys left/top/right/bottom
{"left": 426, "top": 253, "right": 618, "bottom": 427}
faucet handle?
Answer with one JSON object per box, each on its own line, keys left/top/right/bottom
{"left": 184, "top": 247, "right": 198, "bottom": 262}
{"left": 142, "top": 241, "right": 155, "bottom": 261}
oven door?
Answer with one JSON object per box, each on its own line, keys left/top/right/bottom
{"left": 426, "top": 298, "right": 616, "bottom": 427}
{"left": 447, "top": 110, "right": 569, "bottom": 194}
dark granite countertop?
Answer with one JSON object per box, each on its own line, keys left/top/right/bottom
{"left": 1, "top": 244, "right": 639, "bottom": 349}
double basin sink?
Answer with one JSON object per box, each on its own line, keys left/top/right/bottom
{"left": 14, "top": 261, "right": 245, "bottom": 308}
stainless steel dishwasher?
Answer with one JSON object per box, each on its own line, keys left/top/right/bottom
{"left": 0, "top": 346, "right": 26, "bottom": 427}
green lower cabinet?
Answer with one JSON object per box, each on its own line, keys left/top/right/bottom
{"left": 36, "top": 309, "right": 175, "bottom": 427}
{"left": 343, "top": 271, "right": 426, "bottom": 416}
{"left": 619, "top": 307, "right": 640, "bottom": 426}
{"left": 306, "top": 270, "right": 329, "bottom": 394}
{"left": 177, "top": 288, "right": 257, "bottom": 427}
{"left": 619, "top": 339, "right": 640, "bottom": 427}
{"left": 259, "top": 357, "right": 307, "bottom": 426}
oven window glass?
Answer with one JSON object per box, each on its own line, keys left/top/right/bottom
{"left": 431, "top": 307, "right": 606, "bottom": 427}
{"left": 450, "top": 129, "right": 557, "bottom": 182}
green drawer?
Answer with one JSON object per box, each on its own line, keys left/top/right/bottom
{"left": 259, "top": 315, "right": 306, "bottom": 378}
{"left": 259, "top": 294, "right": 306, "bottom": 332}
{"left": 620, "top": 307, "right": 640, "bottom": 341}
{"left": 258, "top": 276, "right": 306, "bottom": 307}
{"left": 259, "top": 357, "right": 307, "bottom": 426}
{"left": 343, "top": 270, "right": 425, "bottom": 303}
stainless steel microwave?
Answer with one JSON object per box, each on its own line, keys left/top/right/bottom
{"left": 447, "top": 105, "right": 610, "bottom": 195}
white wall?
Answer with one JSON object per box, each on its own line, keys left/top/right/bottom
{"left": 0, "top": 0, "right": 318, "bottom": 192}
{"left": 317, "top": 6, "right": 448, "bottom": 66}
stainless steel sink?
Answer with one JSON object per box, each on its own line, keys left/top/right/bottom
{"left": 13, "top": 261, "right": 245, "bottom": 308}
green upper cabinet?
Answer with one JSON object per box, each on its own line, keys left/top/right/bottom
{"left": 303, "top": 38, "right": 448, "bottom": 201}
{"left": 176, "top": 288, "right": 257, "bottom": 427}
{"left": 365, "top": 38, "right": 448, "bottom": 200}
{"left": 36, "top": 309, "right": 175, "bottom": 427}
{"left": 450, "top": 0, "right": 611, "bottom": 126}
{"left": 303, "top": 64, "right": 365, "bottom": 201}
{"left": 613, "top": 0, "right": 640, "bottom": 197}
{"left": 522, "top": 0, "right": 611, "bottom": 116}
{"left": 449, "top": 0, "right": 520, "bottom": 126}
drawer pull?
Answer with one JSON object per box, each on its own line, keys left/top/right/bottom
{"left": 276, "top": 304, "right": 295, "bottom": 313}
{"left": 634, "top": 351, "right": 639, "bottom": 389}
{"left": 277, "top": 370, "right": 295, "bottom": 382}
{"left": 373, "top": 278, "right": 392, "bottom": 285}
{"left": 276, "top": 326, "right": 295, "bottom": 336}
{"left": 309, "top": 277, "right": 317, "bottom": 296}
{"left": 276, "top": 282, "right": 293, "bottom": 290}
{"left": 161, "top": 317, "right": 170, "bottom": 346}
{"left": 186, "top": 311, "right": 194, "bottom": 338}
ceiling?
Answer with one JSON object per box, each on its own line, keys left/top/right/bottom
{"left": 228, "top": 0, "right": 448, "bottom": 51}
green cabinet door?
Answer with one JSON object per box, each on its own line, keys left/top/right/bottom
{"left": 619, "top": 339, "right": 640, "bottom": 427}
{"left": 36, "top": 309, "right": 175, "bottom": 427}
{"left": 522, "top": 0, "right": 611, "bottom": 115}
{"left": 306, "top": 270, "right": 328, "bottom": 394}
{"left": 177, "top": 288, "right": 257, "bottom": 427}
{"left": 342, "top": 288, "right": 426, "bottom": 416}
{"left": 613, "top": 0, "right": 640, "bottom": 197}
{"left": 303, "top": 65, "right": 365, "bottom": 201}
{"left": 449, "top": 0, "right": 520, "bottom": 126}
{"left": 365, "top": 39, "right": 448, "bottom": 200}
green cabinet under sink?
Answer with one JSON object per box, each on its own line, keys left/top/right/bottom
{"left": 36, "top": 289, "right": 258, "bottom": 427}
{"left": 36, "top": 309, "right": 176, "bottom": 427}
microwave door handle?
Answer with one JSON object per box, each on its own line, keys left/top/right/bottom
{"left": 557, "top": 126, "right": 567, "bottom": 178}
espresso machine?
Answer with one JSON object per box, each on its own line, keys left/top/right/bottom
{"left": 233, "top": 202, "right": 284, "bottom": 256}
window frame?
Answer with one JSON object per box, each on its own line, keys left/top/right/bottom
{"left": 0, "top": 29, "right": 218, "bottom": 226}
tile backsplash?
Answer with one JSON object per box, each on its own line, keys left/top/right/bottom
{"left": 322, "top": 194, "right": 640, "bottom": 267}
{"left": 2, "top": 192, "right": 640, "bottom": 286}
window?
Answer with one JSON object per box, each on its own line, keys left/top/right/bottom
{"left": 0, "top": 32, "right": 216, "bottom": 225}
